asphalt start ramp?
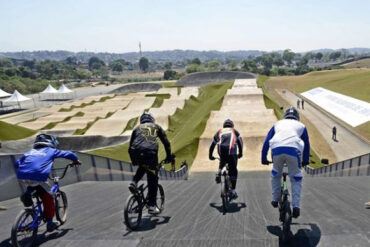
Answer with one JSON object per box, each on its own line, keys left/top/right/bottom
{"left": 191, "top": 78, "right": 276, "bottom": 173}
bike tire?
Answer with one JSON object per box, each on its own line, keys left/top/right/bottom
{"left": 281, "top": 203, "right": 292, "bottom": 242}
{"left": 157, "top": 184, "right": 165, "bottom": 212}
{"left": 124, "top": 194, "right": 142, "bottom": 230}
{"left": 11, "top": 209, "right": 38, "bottom": 247}
{"left": 55, "top": 191, "right": 68, "bottom": 225}
{"left": 221, "top": 190, "right": 227, "bottom": 213}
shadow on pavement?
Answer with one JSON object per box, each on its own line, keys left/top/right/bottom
{"left": 0, "top": 228, "right": 73, "bottom": 247}
{"left": 209, "top": 202, "right": 247, "bottom": 214}
{"left": 123, "top": 215, "right": 171, "bottom": 236}
{"left": 267, "top": 223, "right": 321, "bottom": 247}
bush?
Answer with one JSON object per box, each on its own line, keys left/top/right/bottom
{"left": 164, "top": 70, "right": 178, "bottom": 80}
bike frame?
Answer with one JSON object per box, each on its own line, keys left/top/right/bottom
{"left": 17, "top": 164, "right": 69, "bottom": 230}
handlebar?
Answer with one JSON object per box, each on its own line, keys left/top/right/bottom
{"left": 49, "top": 161, "right": 81, "bottom": 180}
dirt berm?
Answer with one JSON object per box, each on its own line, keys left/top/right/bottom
{"left": 0, "top": 135, "right": 129, "bottom": 154}
{"left": 108, "top": 83, "right": 162, "bottom": 94}
{"left": 177, "top": 71, "right": 256, "bottom": 87}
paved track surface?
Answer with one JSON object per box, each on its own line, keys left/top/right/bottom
{"left": 278, "top": 90, "right": 370, "bottom": 161}
{"left": 0, "top": 174, "right": 369, "bottom": 247}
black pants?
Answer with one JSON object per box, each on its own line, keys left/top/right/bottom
{"left": 219, "top": 154, "right": 238, "bottom": 189}
{"left": 130, "top": 152, "right": 159, "bottom": 207}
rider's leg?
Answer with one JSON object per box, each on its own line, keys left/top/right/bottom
{"left": 271, "top": 154, "right": 285, "bottom": 204}
{"left": 228, "top": 155, "right": 238, "bottom": 190}
{"left": 146, "top": 155, "right": 159, "bottom": 208}
{"left": 36, "top": 185, "right": 59, "bottom": 231}
{"left": 286, "top": 154, "right": 302, "bottom": 209}
{"left": 132, "top": 167, "right": 146, "bottom": 184}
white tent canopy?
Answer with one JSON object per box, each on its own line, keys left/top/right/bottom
{"left": 58, "top": 84, "right": 73, "bottom": 93}
{"left": 0, "top": 88, "right": 11, "bottom": 98}
{"left": 41, "top": 84, "right": 58, "bottom": 94}
{"left": 4, "top": 90, "right": 31, "bottom": 103}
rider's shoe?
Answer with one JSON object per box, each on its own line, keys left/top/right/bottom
{"left": 292, "top": 207, "right": 300, "bottom": 218}
{"left": 46, "top": 221, "right": 60, "bottom": 232}
{"left": 230, "top": 191, "right": 238, "bottom": 200}
{"left": 271, "top": 200, "right": 278, "bottom": 208}
{"left": 215, "top": 173, "right": 221, "bottom": 184}
{"left": 148, "top": 206, "right": 161, "bottom": 215}
{"left": 128, "top": 181, "right": 137, "bottom": 193}
{"left": 20, "top": 194, "right": 33, "bottom": 207}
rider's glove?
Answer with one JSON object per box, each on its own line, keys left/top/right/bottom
{"left": 165, "top": 154, "right": 175, "bottom": 163}
{"left": 301, "top": 161, "right": 309, "bottom": 167}
{"left": 72, "top": 160, "right": 81, "bottom": 166}
{"left": 261, "top": 160, "right": 269, "bottom": 165}
{"left": 209, "top": 155, "right": 215, "bottom": 160}
{"left": 237, "top": 153, "right": 243, "bottom": 159}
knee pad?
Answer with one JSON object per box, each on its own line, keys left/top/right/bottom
{"left": 293, "top": 172, "right": 303, "bottom": 182}
{"left": 271, "top": 169, "right": 278, "bottom": 178}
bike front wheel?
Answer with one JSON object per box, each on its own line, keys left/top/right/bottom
{"left": 156, "top": 184, "right": 165, "bottom": 212}
{"left": 11, "top": 209, "right": 38, "bottom": 247}
{"left": 124, "top": 195, "right": 142, "bottom": 230}
{"left": 55, "top": 190, "right": 68, "bottom": 224}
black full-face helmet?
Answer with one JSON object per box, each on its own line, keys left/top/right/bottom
{"left": 223, "top": 119, "right": 234, "bottom": 128}
{"left": 33, "top": 134, "right": 59, "bottom": 148}
{"left": 284, "top": 106, "right": 300, "bottom": 121}
{"left": 140, "top": 112, "right": 155, "bottom": 124}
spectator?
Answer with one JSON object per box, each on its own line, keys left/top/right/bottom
{"left": 332, "top": 126, "right": 337, "bottom": 141}
{"left": 301, "top": 99, "right": 305, "bottom": 109}
{"left": 297, "top": 98, "right": 300, "bottom": 109}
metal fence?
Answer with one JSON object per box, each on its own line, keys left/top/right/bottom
{"left": 0, "top": 152, "right": 188, "bottom": 201}
{"left": 305, "top": 153, "right": 370, "bottom": 177}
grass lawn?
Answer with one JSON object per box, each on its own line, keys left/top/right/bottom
{"left": 265, "top": 69, "right": 370, "bottom": 140}
{"left": 342, "top": 58, "right": 370, "bottom": 69}
{"left": 0, "top": 121, "right": 36, "bottom": 141}
{"left": 88, "top": 82, "right": 233, "bottom": 169}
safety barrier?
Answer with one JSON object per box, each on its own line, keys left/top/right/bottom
{"left": 0, "top": 152, "right": 188, "bottom": 201}
{"left": 305, "top": 153, "right": 370, "bottom": 177}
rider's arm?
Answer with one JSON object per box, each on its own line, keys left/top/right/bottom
{"left": 301, "top": 127, "right": 310, "bottom": 164}
{"left": 158, "top": 126, "right": 171, "bottom": 157}
{"left": 53, "top": 149, "right": 78, "bottom": 161}
{"left": 15, "top": 155, "right": 26, "bottom": 169}
{"left": 235, "top": 130, "right": 243, "bottom": 156}
{"left": 209, "top": 131, "right": 219, "bottom": 159}
{"left": 261, "top": 126, "right": 275, "bottom": 163}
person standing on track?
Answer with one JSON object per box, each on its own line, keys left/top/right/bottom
{"left": 209, "top": 119, "right": 243, "bottom": 199}
{"left": 15, "top": 134, "right": 80, "bottom": 232}
{"left": 261, "top": 107, "right": 310, "bottom": 218}
{"left": 128, "top": 112, "right": 174, "bottom": 215}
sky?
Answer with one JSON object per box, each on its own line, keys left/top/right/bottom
{"left": 1, "top": 0, "right": 369, "bottom": 53}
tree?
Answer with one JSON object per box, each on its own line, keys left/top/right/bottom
{"left": 164, "top": 62, "right": 172, "bottom": 70}
{"left": 0, "top": 58, "right": 14, "bottom": 67}
{"left": 261, "top": 54, "right": 273, "bottom": 71}
{"left": 139, "top": 57, "right": 149, "bottom": 72}
{"left": 109, "top": 61, "right": 124, "bottom": 72}
{"left": 329, "top": 51, "right": 341, "bottom": 60}
{"left": 283, "top": 49, "right": 295, "bottom": 67}
{"left": 273, "top": 57, "right": 284, "bottom": 67}
{"left": 205, "top": 60, "right": 221, "bottom": 71}
{"left": 186, "top": 64, "right": 203, "bottom": 73}
{"left": 315, "top": 52, "right": 323, "bottom": 61}
{"left": 190, "top": 58, "right": 201, "bottom": 65}
{"left": 65, "top": 56, "right": 77, "bottom": 65}
{"left": 164, "top": 70, "right": 178, "bottom": 80}
{"left": 241, "top": 60, "right": 257, "bottom": 72}
{"left": 228, "top": 61, "right": 237, "bottom": 70}
{"left": 88, "top": 56, "right": 105, "bottom": 71}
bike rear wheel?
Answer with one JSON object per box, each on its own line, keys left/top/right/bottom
{"left": 11, "top": 209, "right": 38, "bottom": 247}
{"left": 221, "top": 177, "right": 230, "bottom": 213}
{"left": 55, "top": 191, "right": 68, "bottom": 224}
{"left": 156, "top": 184, "right": 165, "bottom": 212}
{"left": 281, "top": 203, "right": 292, "bottom": 242}
{"left": 124, "top": 195, "right": 142, "bottom": 230}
